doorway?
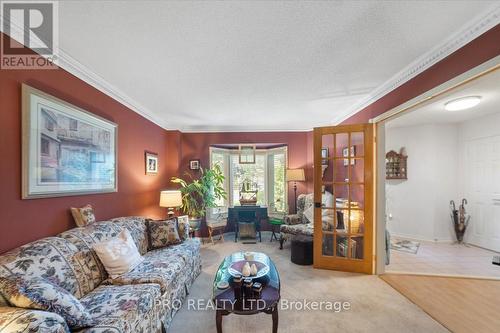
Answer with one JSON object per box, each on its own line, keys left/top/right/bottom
{"left": 313, "top": 124, "right": 375, "bottom": 274}
{"left": 377, "top": 62, "right": 500, "bottom": 278}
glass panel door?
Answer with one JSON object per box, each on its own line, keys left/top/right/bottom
{"left": 313, "top": 124, "right": 374, "bottom": 274}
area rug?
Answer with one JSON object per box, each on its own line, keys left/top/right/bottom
{"left": 391, "top": 239, "right": 420, "bottom": 254}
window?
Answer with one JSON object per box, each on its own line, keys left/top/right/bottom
{"left": 210, "top": 146, "right": 287, "bottom": 214}
{"left": 69, "top": 119, "right": 78, "bottom": 131}
{"left": 41, "top": 137, "right": 50, "bottom": 155}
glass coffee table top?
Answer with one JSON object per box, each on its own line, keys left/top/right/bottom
{"left": 213, "top": 251, "right": 280, "bottom": 313}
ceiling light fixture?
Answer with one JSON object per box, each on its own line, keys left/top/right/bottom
{"left": 444, "top": 96, "right": 481, "bottom": 111}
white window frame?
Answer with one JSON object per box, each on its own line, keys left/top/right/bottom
{"left": 209, "top": 146, "right": 288, "bottom": 217}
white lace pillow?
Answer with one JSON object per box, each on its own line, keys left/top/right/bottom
{"left": 303, "top": 205, "right": 314, "bottom": 223}
{"left": 93, "top": 229, "right": 144, "bottom": 279}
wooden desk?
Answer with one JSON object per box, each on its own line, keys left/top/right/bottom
{"left": 228, "top": 206, "right": 268, "bottom": 242}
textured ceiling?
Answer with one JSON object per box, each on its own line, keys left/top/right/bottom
{"left": 56, "top": 1, "right": 499, "bottom": 131}
{"left": 386, "top": 69, "right": 500, "bottom": 128}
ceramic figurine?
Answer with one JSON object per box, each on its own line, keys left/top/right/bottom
{"left": 242, "top": 262, "right": 251, "bottom": 277}
{"left": 250, "top": 263, "right": 258, "bottom": 276}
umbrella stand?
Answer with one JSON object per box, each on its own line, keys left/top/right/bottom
{"left": 450, "top": 199, "right": 470, "bottom": 245}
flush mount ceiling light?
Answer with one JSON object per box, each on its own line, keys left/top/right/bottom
{"left": 444, "top": 96, "right": 481, "bottom": 111}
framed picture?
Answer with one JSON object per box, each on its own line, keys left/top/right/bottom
{"left": 189, "top": 159, "right": 200, "bottom": 170}
{"left": 22, "top": 84, "right": 118, "bottom": 199}
{"left": 145, "top": 152, "right": 158, "bottom": 174}
{"left": 238, "top": 144, "right": 256, "bottom": 164}
{"left": 321, "top": 148, "right": 329, "bottom": 165}
{"left": 343, "top": 146, "right": 356, "bottom": 166}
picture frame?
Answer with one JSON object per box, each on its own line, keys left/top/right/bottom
{"left": 145, "top": 151, "right": 158, "bottom": 175}
{"left": 22, "top": 84, "right": 118, "bottom": 199}
{"left": 189, "top": 159, "right": 200, "bottom": 170}
{"left": 321, "top": 148, "right": 329, "bottom": 165}
{"left": 238, "top": 144, "right": 256, "bottom": 164}
{"left": 343, "top": 145, "right": 356, "bottom": 166}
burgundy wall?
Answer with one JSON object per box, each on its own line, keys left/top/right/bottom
{"left": 173, "top": 131, "right": 314, "bottom": 235}
{"left": 343, "top": 25, "right": 500, "bottom": 124}
{"left": 0, "top": 34, "right": 176, "bottom": 253}
{"left": 177, "top": 131, "right": 314, "bottom": 206}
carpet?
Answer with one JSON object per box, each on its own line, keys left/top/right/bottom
{"left": 169, "top": 232, "right": 446, "bottom": 333}
{"left": 391, "top": 239, "right": 420, "bottom": 254}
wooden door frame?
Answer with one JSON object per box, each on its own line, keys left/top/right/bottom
{"left": 371, "top": 56, "right": 500, "bottom": 275}
{"left": 313, "top": 124, "right": 376, "bottom": 274}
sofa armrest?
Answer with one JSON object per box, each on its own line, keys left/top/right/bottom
{"left": 284, "top": 214, "right": 302, "bottom": 225}
{"left": 0, "top": 306, "right": 70, "bottom": 333}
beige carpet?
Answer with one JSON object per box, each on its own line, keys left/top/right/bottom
{"left": 169, "top": 233, "right": 448, "bottom": 333}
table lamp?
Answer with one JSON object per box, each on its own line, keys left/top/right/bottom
{"left": 286, "top": 168, "right": 305, "bottom": 214}
{"left": 160, "top": 190, "right": 182, "bottom": 218}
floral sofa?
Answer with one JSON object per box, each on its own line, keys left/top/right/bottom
{"left": 0, "top": 216, "right": 201, "bottom": 333}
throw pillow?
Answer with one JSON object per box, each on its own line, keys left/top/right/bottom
{"left": 0, "top": 275, "right": 95, "bottom": 329}
{"left": 93, "top": 229, "right": 144, "bottom": 279}
{"left": 303, "top": 205, "right": 314, "bottom": 223}
{"left": 71, "top": 204, "right": 96, "bottom": 227}
{"left": 146, "top": 218, "right": 181, "bottom": 250}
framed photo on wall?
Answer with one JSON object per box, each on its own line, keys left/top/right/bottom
{"left": 189, "top": 159, "right": 200, "bottom": 170}
{"left": 321, "top": 148, "right": 329, "bottom": 165}
{"left": 22, "top": 84, "right": 118, "bottom": 199}
{"left": 343, "top": 146, "right": 356, "bottom": 166}
{"left": 145, "top": 152, "right": 158, "bottom": 174}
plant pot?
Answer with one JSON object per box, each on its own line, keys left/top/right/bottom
{"left": 189, "top": 217, "right": 202, "bottom": 230}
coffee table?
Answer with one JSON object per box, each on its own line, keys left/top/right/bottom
{"left": 212, "top": 252, "right": 280, "bottom": 333}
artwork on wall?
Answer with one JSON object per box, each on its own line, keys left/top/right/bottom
{"left": 145, "top": 152, "right": 158, "bottom": 175}
{"left": 238, "top": 144, "right": 256, "bottom": 164}
{"left": 189, "top": 159, "right": 200, "bottom": 170}
{"left": 321, "top": 148, "right": 329, "bottom": 165}
{"left": 22, "top": 84, "right": 118, "bottom": 199}
{"left": 342, "top": 146, "right": 356, "bottom": 166}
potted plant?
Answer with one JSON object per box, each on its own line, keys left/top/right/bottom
{"left": 171, "top": 164, "right": 227, "bottom": 230}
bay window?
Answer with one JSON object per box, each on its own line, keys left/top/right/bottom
{"left": 209, "top": 146, "right": 287, "bottom": 214}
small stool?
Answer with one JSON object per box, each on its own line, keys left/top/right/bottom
{"left": 291, "top": 235, "right": 314, "bottom": 265}
{"left": 269, "top": 218, "right": 284, "bottom": 242}
{"left": 206, "top": 219, "right": 227, "bottom": 244}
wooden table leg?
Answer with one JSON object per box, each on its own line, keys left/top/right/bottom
{"left": 216, "top": 310, "right": 223, "bottom": 333}
{"left": 272, "top": 307, "right": 278, "bottom": 333}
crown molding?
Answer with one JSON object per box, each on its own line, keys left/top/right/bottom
{"left": 333, "top": 4, "right": 500, "bottom": 125}
{"left": 1, "top": 17, "right": 169, "bottom": 130}
{"left": 179, "top": 128, "right": 313, "bottom": 133}
{"left": 3, "top": 5, "right": 499, "bottom": 131}
{"left": 55, "top": 49, "right": 169, "bottom": 129}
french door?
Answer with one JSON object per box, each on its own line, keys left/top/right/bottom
{"left": 313, "top": 124, "right": 375, "bottom": 274}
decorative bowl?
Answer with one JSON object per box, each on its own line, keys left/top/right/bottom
{"left": 228, "top": 260, "right": 269, "bottom": 280}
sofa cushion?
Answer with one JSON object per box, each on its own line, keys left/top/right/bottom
{"left": 146, "top": 218, "right": 181, "bottom": 250}
{"left": 79, "top": 284, "right": 162, "bottom": 333}
{"left": 108, "top": 216, "right": 149, "bottom": 255}
{"left": 280, "top": 223, "right": 314, "bottom": 237}
{"left": 104, "top": 252, "right": 185, "bottom": 295}
{"left": 104, "top": 239, "right": 201, "bottom": 295}
{"left": 0, "top": 275, "right": 94, "bottom": 329}
{"left": 0, "top": 237, "right": 95, "bottom": 299}
{"left": 0, "top": 307, "right": 70, "bottom": 333}
{"left": 93, "top": 230, "right": 144, "bottom": 279}
{"left": 58, "top": 221, "right": 125, "bottom": 288}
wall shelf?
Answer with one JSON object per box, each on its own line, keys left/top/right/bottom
{"left": 386, "top": 149, "right": 407, "bottom": 180}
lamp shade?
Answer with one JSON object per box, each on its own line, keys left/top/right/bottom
{"left": 159, "top": 190, "right": 182, "bottom": 208}
{"left": 286, "top": 168, "right": 305, "bottom": 182}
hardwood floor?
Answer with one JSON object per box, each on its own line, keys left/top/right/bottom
{"left": 381, "top": 274, "right": 500, "bottom": 333}
{"left": 386, "top": 240, "right": 500, "bottom": 277}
